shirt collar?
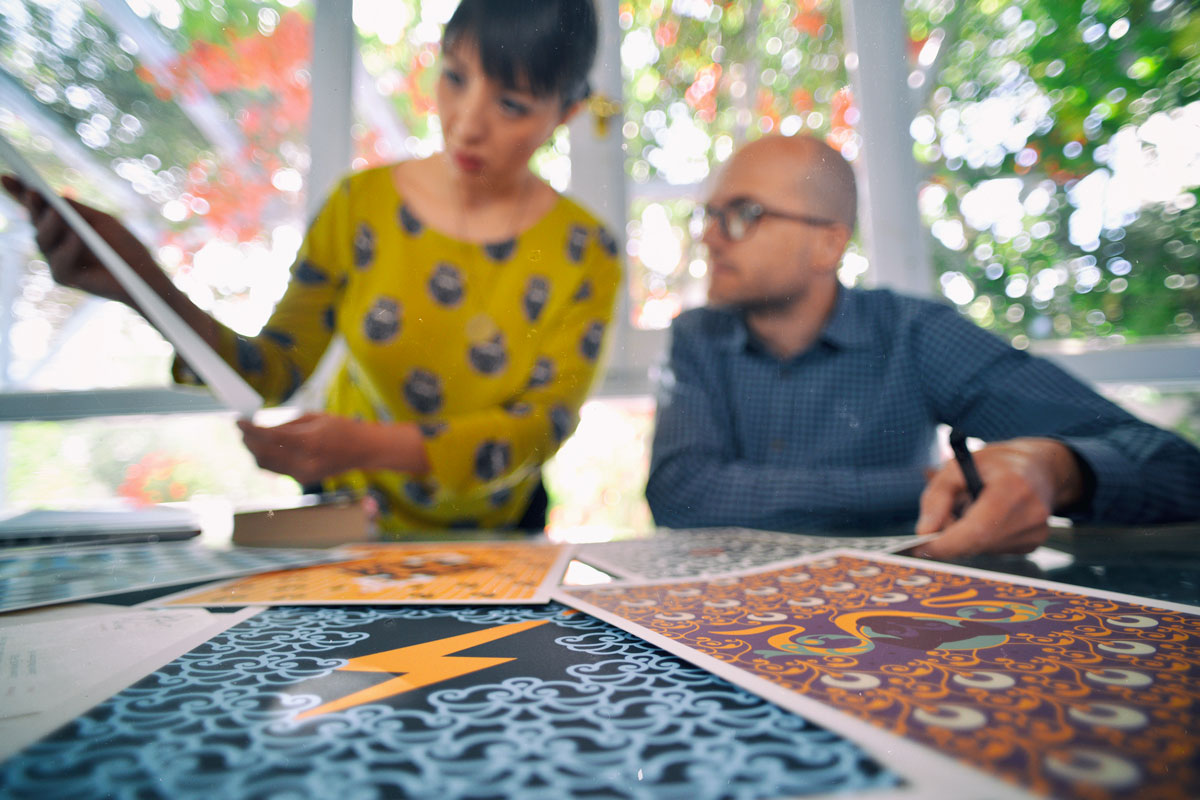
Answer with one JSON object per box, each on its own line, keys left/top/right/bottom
{"left": 818, "top": 286, "right": 874, "bottom": 351}
{"left": 716, "top": 287, "right": 875, "bottom": 356}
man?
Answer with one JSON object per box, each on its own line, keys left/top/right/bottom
{"left": 646, "top": 135, "right": 1200, "bottom": 559}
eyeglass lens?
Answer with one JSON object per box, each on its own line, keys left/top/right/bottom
{"left": 704, "top": 201, "right": 760, "bottom": 241}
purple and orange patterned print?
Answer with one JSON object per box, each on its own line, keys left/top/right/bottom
{"left": 560, "top": 551, "right": 1200, "bottom": 800}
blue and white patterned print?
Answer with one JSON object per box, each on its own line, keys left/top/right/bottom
{"left": 0, "top": 605, "right": 899, "bottom": 800}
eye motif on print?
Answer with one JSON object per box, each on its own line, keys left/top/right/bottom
{"left": 527, "top": 356, "right": 555, "bottom": 389}
{"left": 468, "top": 333, "right": 508, "bottom": 375}
{"left": 595, "top": 225, "right": 618, "bottom": 257}
{"left": 473, "top": 440, "right": 511, "bottom": 481}
{"left": 484, "top": 238, "right": 516, "bottom": 262}
{"left": 505, "top": 400, "right": 533, "bottom": 417}
{"left": 402, "top": 367, "right": 444, "bottom": 414}
{"left": 352, "top": 222, "right": 376, "bottom": 269}
{"left": 397, "top": 203, "right": 423, "bottom": 236}
{"left": 560, "top": 552, "right": 1200, "bottom": 800}
{"left": 293, "top": 258, "right": 329, "bottom": 285}
{"left": 402, "top": 478, "right": 437, "bottom": 507}
{"left": 523, "top": 275, "right": 551, "bottom": 322}
{"left": 0, "top": 606, "right": 901, "bottom": 799}
{"left": 428, "top": 262, "right": 465, "bottom": 307}
{"left": 579, "top": 321, "right": 604, "bottom": 360}
{"left": 160, "top": 542, "right": 571, "bottom": 606}
{"left": 363, "top": 296, "right": 401, "bottom": 343}
{"left": 489, "top": 486, "right": 512, "bottom": 508}
{"left": 566, "top": 224, "right": 589, "bottom": 262}
{"left": 550, "top": 405, "right": 575, "bottom": 444}
{"left": 418, "top": 420, "right": 447, "bottom": 437}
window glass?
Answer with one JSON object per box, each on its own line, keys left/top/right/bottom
{"left": 617, "top": 0, "right": 1199, "bottom": 344}
{"left": 1, "top": 411, "right": 298, "bottom": 512}
{"left": 907, "top": 0, "right": 1199, "bottom": 345}
{"left": 0, "top": 0, "right": 314, "bottom": 393}
{"left": 543, "top": 396, "right": 655, "bottom": 536}
{"left": 620, "top": 0, "right": 860, "bottom": 329}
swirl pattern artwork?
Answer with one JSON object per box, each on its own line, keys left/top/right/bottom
{"left": 559, "top": 551, "right": 1200, "bottom": 800}
{"left": 0, "top": 604, "right": 899, "bottom": 800}
{"left": 577, "top": 527, "right": 931, "bottom": 579}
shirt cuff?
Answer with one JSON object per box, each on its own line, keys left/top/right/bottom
{"left": 1056, "top": 437, "right": 1142, "bottom": 522}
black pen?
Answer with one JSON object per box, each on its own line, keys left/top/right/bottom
{"left": 949, "top": 430, "right": 985, "bottom": 500}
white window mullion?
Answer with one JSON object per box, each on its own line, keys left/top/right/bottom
{"left": 305, "top": 0, "right": 356, "bottom": 220}
{"left": 840, "top": 0, "right": 931, "bottom": 296}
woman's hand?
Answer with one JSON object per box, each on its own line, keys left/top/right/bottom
{"left": 913, "top": 437, "right": 1085, "bottom": 559}
{"left": 238, "top": 413, "right": 430, "bottom": 485}
{"left": 2, "top": 174, "right": 158, "bottom": 305}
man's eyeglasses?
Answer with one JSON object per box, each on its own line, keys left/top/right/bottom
{"left": 701, "top": 198, "right": 840, "bottom": 241}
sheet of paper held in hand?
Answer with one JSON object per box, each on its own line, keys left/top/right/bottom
{"left": 157, "top": 541, "right": 575, "bottom": 606}
{"left": 0, "top": 603, "right": 261, "bottom": 759}
{"left": 0, "top": 133, "right": 262, "bottom": 417}
{"left": 556, "top": 549, "right": 1200, "bottom": 800}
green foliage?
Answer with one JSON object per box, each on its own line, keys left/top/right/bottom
{"left": 624, "top": 0, "right": 851, "bottom": 184}
{"left": 908, "top": 0, "right": 1200, "bottom": 341}
{"left": 0, "top": 3, "right": 203, "bottom": 206}
{"left": 4, "top": 414, "right": 299, "bottom": 510}
{"left": 621, "top": 0, "right": 856, "bottom": 324}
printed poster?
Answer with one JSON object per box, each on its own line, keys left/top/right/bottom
{"left": 0, "top": 542, "right": 338, "bottom": 613}
{"left": 0, "top": 606, "right": 261, "bottom": 760}
{"left": 158, "top": 541, "right": 573, "bottom": 606}
{"left": 0, "top": 604, "right": 906, "bottom": 799}
{"left": 558, "top": 550, "right": 1200, "bottom": 800}
{"left": 577, "top": 527, "right": 932, "bottom": 580}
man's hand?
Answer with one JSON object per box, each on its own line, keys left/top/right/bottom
{"left": 2, "top": 174, "right": 156, "bottom": 305}
{"left": 237, "top": 413, "right": 429, "bottom": 485}
{"left": 914, "top": 437, "right": 1085, "bottom": 560}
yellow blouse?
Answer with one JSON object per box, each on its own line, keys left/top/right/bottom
{"left": 180, "top": 165, "right": 621, "bottom": 532}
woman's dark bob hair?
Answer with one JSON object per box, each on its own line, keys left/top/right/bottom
{"left": 443, "top": 0, "right": 598, "bottom": 108}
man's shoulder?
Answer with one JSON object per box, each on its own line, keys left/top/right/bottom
{"left": 844, "top": 286, "right": 949, "bottom": 320}
{"left": 838, "top": 286, "right": 972, "bottom": 341}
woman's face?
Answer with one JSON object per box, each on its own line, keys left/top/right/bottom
{"left": 436, "top": 39, "right": 572, "bottom": 185}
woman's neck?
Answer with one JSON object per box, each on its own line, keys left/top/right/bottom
{"left": 441, "top": 154, "right": 530, "bottom": 208}
{"left": 394, "top": 156, "right": 554, "bottom": 243}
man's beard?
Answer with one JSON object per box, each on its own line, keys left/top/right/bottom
{"left": 710, "top": 289, "right": 803, "bottom": 315}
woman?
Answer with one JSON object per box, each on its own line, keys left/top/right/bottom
{"left": 3, "top": 0, "right": 620, "bottom": 534}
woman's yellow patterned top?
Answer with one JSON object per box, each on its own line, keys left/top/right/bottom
{"left": 178, "top": 165, "right": 621, "bottom": 532}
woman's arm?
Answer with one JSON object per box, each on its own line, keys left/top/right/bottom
{"left": 237, "top": 413, "right": 430, "bottom": 486}
{"left": 2, "top": 175, "right": 223, "bottom": 354}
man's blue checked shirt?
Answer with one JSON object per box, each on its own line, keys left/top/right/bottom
{"left": 647, "top": 287, "right": 1200, "bottom": 532}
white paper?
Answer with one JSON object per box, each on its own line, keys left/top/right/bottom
{"left": 0, "top": 605, "right": 261, "bottom": 759}
{"left": 0, "top": 133, "right": 262, "bottom": 417}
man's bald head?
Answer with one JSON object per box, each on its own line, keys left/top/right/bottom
{"left": 728, "top": 135, "right": 857, "bottom": 232}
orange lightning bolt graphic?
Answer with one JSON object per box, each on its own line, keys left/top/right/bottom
{"left": 295, "top": 618, "right": 549, "bottom": 720}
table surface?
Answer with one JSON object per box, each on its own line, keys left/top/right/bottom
{"left": 0, "top": 522, "right": 1196, "bottom": 800}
